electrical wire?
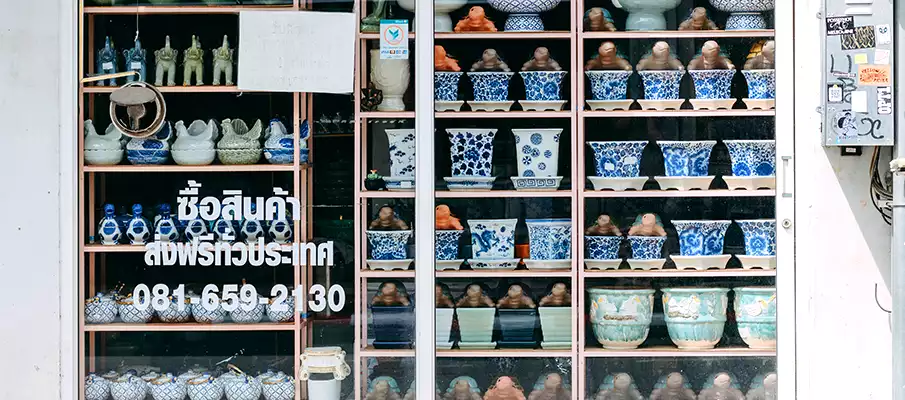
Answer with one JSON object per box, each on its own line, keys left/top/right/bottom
{"left": 869, "top": 146, "right": 893, "bottom": 224}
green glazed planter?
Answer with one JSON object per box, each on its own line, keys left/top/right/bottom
{"left": 588, "top": 288, "right": 655, "bottom": 349}
{"left": 734, "top": 286, "right": 776, "bottom": 349}
{"left": 661, "top": 287, "right": 729, "bottom": 349}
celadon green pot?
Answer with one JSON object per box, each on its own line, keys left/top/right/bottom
{"left": 661, "top": 287, "right": 729, "bottom": 349}
{"left": 733, "top": 286, "right": 776, "bottom": 349}
{"left": 587, "top": 288, "right": 655, "bottom": 349}
{"left": 456, "top": 308, "right": 495, "bottom": 346}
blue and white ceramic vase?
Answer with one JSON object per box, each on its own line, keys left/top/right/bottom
{"left": 84, "top": 120, "right": 124, "bottom": 165}
{"left": 468, "top": 219, "right": 518, "bottom": 259}
{"left": 709, "top": 0, "right": 774, "bottom": 30}
{"left": 126, "top": 204, "right": 151, "bottom": 245}
{"left": 85, "top": 292, "right": 118, "bottom": 324}
{"left": 612, "top": 0, "right": 682, "bottom": 30}
{"left": 435, "top": 72, "right": 463, "bottom": 101}
{"left": 487, "top": 0, "right": 562, "bottom": 31}
{"left": 172, "top": 120, "right": 216, "bottom": 166}
{"left": 661, "top": 287, "right": 729, "bottom": 349}
{"left": 657, "top": 141, "right": 716, "bottom": 177}
{"left": 627, "top": 236, "right": 666, "bottom": 259}
{"left": 586, "top": 236, "right": 623, "bottom": 260}
{"left": 585, "top": 70, "right": 632, "bottom": 100}
{"left": 588, "top": 288, "right": 656, "bottom": 349}
{"left": 366, "top": 230, "right": 412, "bottom": 260}
{"left": 384, "top": 129, "right": 416, "bottom": 191}
{"left": 689, "top": 70, "right": 736, "bottom": 99}
{"left": 735, "top": 219, "right": 776, "bottom": 256}
{"left": 116, "top": 293, "right": 153, "bottom": 323}
{"left": 734, "top": 286, "right": 777, "bottom": 349}
{"left": 154, "top": 204, "right": 179, "bottom": 242}
{"left": 446, "top": 128, "right": 498, "bottom": 190}
{"left": 672, "top": 220, "right": 731, "bottom": 256}
{"left": 98, "top": 204, "right": 122, "bottom": 245}
{"left": 126, "top": 121, "right": 172, "bottom": 165}
{"left": 724, "top": 140, "right": 776, "bottom": 177}
{"left": 588, "top": 141, "right": 648, "bottom": 178}
{"left": 742, "top": 70, "right": 776, "bottom": 99}
{"left": 86, "top": 374, "right": 111, "bottom": 400}
{"left": 468, "top": 72, "right": 514, "bottom": 101}
{"left": 436, "top": 230, "right": 464, "bottom": 260}
{"left": 520, "top": 71, "right": 567, "bottom": 101}
{"left": 110, "top": 373, "right": 148, "bottom": 400}
{"left": 525, "top": 219, "right": 572, "bottom": 268}
{"left": 639, "top": 70, "right": 684, "bottom": 100}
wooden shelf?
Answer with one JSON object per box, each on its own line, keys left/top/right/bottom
{"left": 583, "top": 189, "right": 775, "bottom": 198}
{"left": 83, "top": 164, "right": 297, "bottom": 173}
{"left": 437, "top": 190, "right": 573, "bottom": 198}
{"left": 581, "top": 30, "right": 774, "bottom": 39}
{"left": 360, "top": 111, "right": 415, "bottom": 119}
{"left": 435, "top": 111, "right": 572, "bottom": 119}
{"left": 84, "top": 244, "right": 146, "bottom": 253}
{"left": 437, "top": 269, "right": 572, "bottom": 278}
{"left": 360, "top": 347, "right": 415, "bottom": 357}
{"left": 83, "top": 5, "right": 293, "bottom": 14}
{"left": 436, "top": 31, "right": 572, "bottom": 39}
{"left": 583, "top": 346, "right": 775, "bottom": 358}
{"left": 581, "top": 109, "right": 775, "bottom": 118}
{"left": 84, "top": 322, "right": 295, "bottom": 332}
{"left": 437, "top": 349, "right": 572, "bottom": 357}
{"left": 360, "top": 270, "right": 415, "bottom": 278}
{"left": 583, "top": 268, "right": 776, "bottom": 278}
{"left": 359, "top": 32, "right": 416, "bottom": 40}
{"left": 360, "top": 191, "right": 415, "bottom": 199}
{"left": 83, "top": 85, "right": 249, "bottom": 94}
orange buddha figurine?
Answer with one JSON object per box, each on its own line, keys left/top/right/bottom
{"left": 497, "top": 284, "right": 536, "bottom": 309}
{"left": 585, "top": 42, "right": 632, "bottom": 71}
{"left": 456, "top": 284, "right": 495, "bottom": 308}
{"left": 687, "top": 41, "right": 735, "bottom": 70}
{"left": 435, "top": 46, "right": 461, "bottom": 72}
{"left": 485, "top": 377, "right": 525, "bottom": 400}
{"left": 436, "top": 284, "right": 455, "bottom": 308}
{"left": 454, "top": 6, "right": 497, "bottom": 32}
{"left": 436, "top": 204, "right": 463, "bottom": 230}
{"left": 369, "top": 205, "right": 409, "bottom": 231}
{"left": 538, "top": 282, "right": 570, "bottom": 307}
{"left": 678, "top": 7, "right": 719, "bottom": 31}
{"left": 585, "top": 214, "right": 622, "bottom": 236}
{"left": 628, "top": 213, "right": 667, "bottom": 237}
{"left": 371, "top": 282, "right": 410, "bottom": 306}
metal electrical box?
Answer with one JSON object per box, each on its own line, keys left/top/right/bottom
{"left": 822, "top": 0, "right": 895, "bottom": 146}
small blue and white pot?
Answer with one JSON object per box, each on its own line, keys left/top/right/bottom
{"left": 191, "top": 300, "right": 227, "bottom": 324}
{"left": 447, "top": 128, "right": 497, "bottom": 177}
{"left": 436, "top": 230, "right": 464, "bottom": 260}
{"left": 149, "top": 374, "right": 187, "bottom": 400}
{"left": 223, "top": 373, "right": 262, "bottom": 400}
{"left": 230, "top": 296, "right": 266, "bottom": 323}
{"left": 588, "top": 141, "right": 648, "bottom": 178}
{"left": 657, "top": 140, "right": 716, "bottom": 177}
{"left": 672, "top": 220, "right": 731, "bottom": 256}
{"left": 724, "top": 140, "right": 776, "bottom": 177}
{"left": 110, "top": 373, "right": 148, "bottom": 400}
{"left": 526, "top": 219, "right": 572, "bottom": 260}
{"left": 85, "top": 293, "right": 118, "bottom": 324}
{"left": 586, "top": 70, "right": 632, "bottom": 101}
{"left": 662, "top": 287, "right": 729, "bottom": 349}
{"left": 116, "top": 294, "right": 153, "bottom": 323}
{"left": 261, "top": 372, "right": 295, "bottom": 400}
{"left": 639, "top": 70, "right": 684, "bottom": 100}
{"left": 487, "top": 0, "right": 562, "bottom": 31}
{"left": 689, "top": 70, "right": 736, "bottom": 99}
{"left": 586, "top": 236, "right": 623, "bottom": 260}
{"left": 627, "top": 236, "right": 666, "bottom": 259}
{"left": 186, "top": 374, "right": 223, "bottom": 400}
{"left": 156, "top": 296, "right": 192, "bottom": 323}
{"left": 468, "top": 218, "right": 518, "bottom": 259}
{"left": 588, "top": 288, "right": 656, "bottom": 349}
{"left": 266, "top": 296, "right": 295, "bottom": 323}
{"left": 86, "top": 374, "right": 111, "bottom": 400}
{"left": 366, "top": 230, "right": 412, "bottom": 260}
{"left": 520, "top": 71, "right": 567, "bottom": 101}
{"left": 743, "top": 69, "right": 776, "bottom": 99}
{"left": 513, "top": 128, "right": 562, "bottom": 177}
{"left": 734, "top": 286, "right": 777, "bottom": 349}
{"left": 435, "top": 72, "right": 463, "bottom": 101}
{"left": 467, "top": 72, "right": 514, "bottom": 102}
{"left": 735, "top": 219, "right": 776, "bottom": 256}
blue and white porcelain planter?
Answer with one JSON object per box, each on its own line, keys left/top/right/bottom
{"left": 627, "top": 236, "right": 666, "bottom": 270}
{"left": 384, "top": 129, "right": 415, "bottom": 191}
{"left": 539, "top": 306, "right": 571, "bottom": 349}
{"left": 585, "top": 70, "right": 634, "bottom": 111}
{"left": 116, "top": 295, "right": 153, "bottom": 323}
{"left": 86, "top": 293, "right": 118, "bottom": 324}
{"left": 742, "top": 69, "right": 776, "bottom": 109}
{"left": 734, "top": 286, "right": 777, "bottom": 349}
{"left": 709, "top": 0, "right": 774, "bottom": 30}
{"left": 467, "top": 72, "right": 515, "bottom": 111}
{"left": 446, "top": 128, "right": 497, "bottom": 190}
{"left": 688, "top": 70, "right": 737, "bottom": 110}
{"left": 638, "top": 70, "right": 685, "bottom": 110}
{"left": 655, "top": 140, "right": 717, "bottom": 190}
{"left": 435, "top": 71, "right": 464, "bottom": 111}
{"left": 661, "top": 287, "right": 729, "bottom": 349}
{"left": 613, "top": 0, "right": 682, "bottom": 30}
{"left": 588, "top": 288, "right": 656, "bottom": 349}
{"left": 519, "top": 71, "right": 567, "bottom": 111}
{"left": 487, "top": 0, "right": 562, "bottom": 31}
{"left": 86, "top": 374, "right": 111, "bottom": 400}
{"left": 436, "top": 230, "right": 465, "bottom": 270}
{"left": 585, "top": 236, "right": 624, "bottom": 270}
{"left": 525, "top": 219, "right": 572, "bottom": 270}
{"left": 127, "top": 121, "right": 172, "bottom": 165}
{"left": 456, "top": 308, "right": 497, "bottom": 349}
{"left": 587, "top": 141, "right": 648, "bottom": 191}
{"left": 735, "top": 219, "right": 776, "bottom": 269}
{"left": 511, "top": 128, "right": 563, "bottom": 190}
{"left": 366, "top": 230, "right": 413, "bottom": 270}
{"left": 468, "top": 219, "right": 518, "bottom": 259}
{"left": 723, "top": 140, "right": 776, "bottom": 190}
{"left": 671, "top": 220, "right": 732, "bottom": 270}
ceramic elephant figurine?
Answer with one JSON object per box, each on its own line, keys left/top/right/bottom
{"left": 96, "top": 37, "right": 118, "bottom": 86}
{"left": 212, "top": 35, "right": 235, "bottom": 86}
{"left": 122, "top": 37, "right": 147, "bottom": 82}
{"left": 154, "top": 36, "right": 177, "bottom": 86}
{"left": 183, "top": 35, "right": 204, "bottom": 86}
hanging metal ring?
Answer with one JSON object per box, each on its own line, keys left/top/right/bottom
{"left": 108, "top": 80, "right": 167, "bottom": 139}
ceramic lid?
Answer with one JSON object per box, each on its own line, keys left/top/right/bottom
{"left": 101, "top": 370, "right": 120, "bottom": 380}
{"left": 151, "top": 373, "right": 178, "bottom": 385}
{"left": 85, "top": 122, "right": 124, "bottom": 151}
{"left": 187, "top": 373, "right": 216, "bottom": 385}
{"left": 263, "top": 372, "right": 292, "bottom": 385}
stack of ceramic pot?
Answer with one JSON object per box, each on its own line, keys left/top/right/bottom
{"left": 670, "top": 220, "right": 732, "bottom": 270}
{"left": 735, "top": 219, "right": 777, "bottom": 269}
{"left": 613, "top": 0, "right": 681, "bottom": 30}
{"left": 84, "top": 120, "right": 125, "bottom": 165}
{"left": 524, "top": 219, "right": 572, "bottom": 269}
{"left": 587, "top": 288, "right": 656, "bottom": 349}
{"left": 587, "top": 141, "right": 648, "bottom": 191}
{"left": 467, "top": 219, "right": 519, "bottom": 269}
{"left": 724, "top": 140, "right": 776, "bottom": 190}
{"left": 688, "top": 69, "right": 737, "bottom": 110}
{"left": 638, "top": 69, "right": 685, "bottom": 110}
{"left": 435, "top": 229, "right": 465, "bottom": 270}
{"left": 655, "top": 140, "right": 717, "bottom": 190}
{"left": 519, "top": 70, "right": 568, "bottom": 111}
{"left": 365, "top": 230, "right": 413, "bottom": 270}
{"left": 467, "top": 72, "right": 515, "bottom": 112}
{"left": 299, "top": 347, "right": 350, "bottom": 400}
{"left": 585, "top": 70, "right": 634, "bottom": 111}
{"left": 511, "top": 129, "right": 564, "bottom": 190}
{"left": 382, "top": 129, "right": 416, "bottom": 191}
{"left": 445, "top": 128, "right": 498, "bottom": 190}
{"left": 487, "top": 0, "right": 562, "bottom": 31}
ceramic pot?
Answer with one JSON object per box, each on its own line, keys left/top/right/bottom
{"left": 520, "top": 71, "right": 567, "bottom": 101}
{"left": 513, "top": 128, "right": 562, "bottom": 177}
{"left": 588, "top": 141, "right": 648, "bottom": 178}
{"left": 468, "top": 219, "right": 518, "bottom": 258}
{"left": 262, "top": 372, "right": 295, "bottom": 400}
{"left": 672, "top": 220, "right": 731, "bottom": 256}
{"left": 186, "top": 374, "right": 222, "bottom": 400}
{"left": 498, "top": 308, "right": 538, "bottom": 346}
{"left": 734, "top": 286, "right": 777, "bottom": 349}
{"left": 724, "top": 140, "right": 776, "bottom": 177}
{"left": 111, "top": 374, "right": 148, "bottom": 400}
{"left": 538, "top": 307, "right": 571, "bottom": 343}
{"left": 86, "top": 293, "right": 118, "bottom": 324}
{"left": 587, "top": 288, "right": 655, "bottom": 349}
{"left": 116, "top": 295, "right": 153, "bottom": 323}
{"left": 709, "top": 0, "right": 774, "bottom": 30}
{"left": 639, "top": 70, "right": 684, "bottom": 100}
{"left": 218, "top": 119, "right": 263, "bottom": 165}
{"left": 397, "top": 0, "right": 466, "bottom": 32}
{"left": 585, "top": 71, "right": 632, "bottom": 101}
{"left": 386, "top": 129, "right": 416, "bottom": 178}
{"left": 230, "top": 298, "right": 266, "bottom": 324}
{"left": 657, "top": 140, "right": 716, "bottom": 177}
{"left": 370, "top": 49, "right": 410, "bottom": 111}
{"left": 735, "top": 219, "right": 776, "bottom": 256}
{"left": 157, "top": 296, "right": 192, "bottom": 323}
{"left": 307, "top": 379, "right": 341, "bottom": 400}
{"left": 435, "top": 72, "right": 463, "bottom": 101}
{"left": 467, "top": 72, "right": 514, "bottom": 102}
{"left": 191, "top": 301, "right": 227, "bottom": 324}
{"left": 742, "top": 70, "right": 776, "bottom": 99}
{"left": 86, "top": 374, "right": 111, "bottom": 400}
{"left": 266, "top": 296, "right": 295, "bottom": 323}
{"left": 689, "top": 70, "right": 736, "bottom": 99}
{"left": 456, "top": 308, "right": 496, "bottom": 343}
{"left": 525, "top": 219, "right": 572, "bottom": 260}
{"left": 263, "top": 119, "right": 296, "bottom": 165}
{"left": 126, "top": 122, "right": 172, "bottom": 165}
{"left": 586, "top": 236, "right": 623, "bottom": 260}
{"left": 371, "top": 305, "right": 415, "bottom": 348}
{"left": 224, "top": 375, "right": 262, "bottom": 400}
{"left": 447, "top": 128, "right": 498, "bottom": 177}
{"left": 172, "top": 120, "right": 216, "bottom": 165}
{"left": 612, "top": 0, "right": 682, "bottom": 30}
{"left": 150, "top": 374, "right": 187, "bottom": 400}
{"left": 436, "top": 230, "right": 464, "bottom": 260}
{"left": 487, "top": 0, "right": 563, "bottom": 31}
{"left": 437, "top": 308, "right": 455, "bottom": 344}
{"left": 627, "top": 236, "right": 666, "bottom": 259}
{"left": 366, "top": 230, "right": 412, "bottom": 260}
{"left": 661, "top": 287, "right": 729, "bottom": 349}
{"left": 85, "top": 121, "right": 124, "bottom": 165}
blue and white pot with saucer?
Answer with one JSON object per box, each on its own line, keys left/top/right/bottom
{"left": 366, "top": 230, "right": 413, "bottom": 271}
{"left": 466, "top": 72, "right": 515, "bottom": 112}
{"left": 734, "top": 219, "right": 776, "bottom": 270}
{"left": 435, "top": 230, "right": 465, "bottom": 270}
{"left": 688, "top": 69, "right": 737, "bottom": 110}
{"left": 584, "top": 236, "right": 624, "bottom": 270}
{"left": 670, "top": 220, "right": 732, "bottom": 270}
{"left": 487, "top": 0, "right": 562, "bottom": 31}
{"left": 383, "top": 129, "right": 415, "bottom": 191}
{"left": 445, "top": 128, "right": 497, "bottom": 191}
{"left": 519, "top": 70, "right": 568, "bottom": 111}
{"left": 511, "top": 128, "right": 563, "bottom": 191}
{"left": 638, "top": 70, "right": 685, "bottom": 110}
{"left": 654, "top": 140, "right": 717, "bottom": 191}
{"left": 723, "top": 140, "right": 776, "bottom": 190}
{"left": 587, "top": 141, "right": 649, "bottom": 191}
{"left": 626, "top": 236, "right": 666, "bottom": 270}
{"left": 742, "top": 69, "right": 776, "bottom": 109}
{"left": 661, "top": 287, "right": 729, "bottom": 349}
{"left": 467, "top": 218, "right": 519, "bottom": 269}
{"left": 585, "top": 70, "right": 634, "bottom": 111}
{"left": 524, "top": 219, "right": 572, "bottom": 270}
{"left": 435, "top": 71, "right": 464, "bottom": 111}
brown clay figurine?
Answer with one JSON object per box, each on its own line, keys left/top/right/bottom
{"left": 678, "top": 7, "right": 718, "bottom": 31}
{"left": 627, "top": 213, "right": 667, "bottom": 237}
{"left": 636, "top": 41, "right": 684, "bottom": 71}
{"left": 595, "top": 373, "right": 643, "bottom": 400}
{"left": 371, "top": 282, "right": 410, "bottom": 306}
{"left": 521, "top": 47, "right": 563, "bottom": 72}
{"left": 497, "top": 284, "right": 536, "bottom": 309}
{"left": 744, "top": 40, "right": 775, "bottom": 70}
{"left": 744, "top": 372, "right": 776, "bottom": 400}
{"left": 456, "top": 284, "right": 495, "bottom": 308}
{"left": 436, "top": 205, "right": 464, "bottom": 230}
{"left": 435, "top": 46, "right": 462, "bottom": 72}
{"left": 697, "top": 373, "right": 744, "bottom": 400}
{"left": 471, "top": 49, "right": 511, "bottom": 72}
{"left": 367, "top": 379, "right": 403, "bottom": 400}
{"left": 649, "top": 373, "right": 696, "bottom": 400}
{"left": 445, "top": 378, "right": 483, "bottom": 400}
{"left": 539, "top": 282, "right": 570, "bottom": 307}
{"left": 528, "top": 373, "right": 570, "bottom": 400}
{"left": 687, "top": 41, "right": 735, "bottom": 70}
{"left": 586, "top": 42, "right": 632, "bottom": 71}
{"left": 455, "top": 6, "right": 497, "bottom": 32}
{"left": 584, "top": 7, "right": 616, "bottom": 32}
{"left": 585, "top": 214, "right": 622, "bottom": 236}
{"left": 484, "top": 377, "right": 525, "bottom": 400}
{"left": 436, "top": 284, "right": 455, "bottom": 308}
{"left": 369, "top": 205, "right": 409, "bottom": 231}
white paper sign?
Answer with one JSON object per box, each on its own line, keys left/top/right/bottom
{"left": 379, "top": 20, "right": 409, "bottom": 60}
{"left": 851, "top": 90, "right": 868, "bottom": 113}
{"left": 875, "top": 49, "right": 890, "bottom": 65}
{"left": 102, "top": 62, "right": 113, "bottom": 70}
{"left": 130, "top": 62, "right": 142, "bottom": 70}
{"left": 238, "top": 11, "right": 355, "bottom": 93}
{"left": 877, "top": 24, "right": 891, "bottom": 44}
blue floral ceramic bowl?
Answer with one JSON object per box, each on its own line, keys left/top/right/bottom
{"left": 526, "top": 219, "right": 572, "bottom": 260}
{"left": 639, "top": 70, "right": 684, "bottom": 100}
{"left": 671, "top": 220, "right": 731, "bottom": 256}
{"left": 520, "top": 71, "right": 567, "bottom": 101}
{"left": 689, "top": 70, "right": 736, "bottom": 99}
{"left": 588, "top": 288, "right": 656, "bottom": 349}
{"left": 468, "top": 218, "right": 518, "bottom": 259}
{"left": 657, "top": 140, "right": 716, "bottom": 177}
{"left": 661, "top": 287, "right": 729, "bottom": 349}
{"left": 436, "top": 230, "right": 464, "bottom": 260}
{"left": 366, "top": 230, "right": 412, "bottom": 260}
{"left": 734, "top": 286, "right": 777, "bottom": 349}
{"left": 735, "top": 219, "right": 776, "bottom": 256}
{"left": 468, "top": 72, "right": 514, "bottom": 102}
{"left": 742, "top": 70, "right": 776, "bottom": 99}
{"left": 724, "top": 140, "right": 776, "bottom": 177}
{"left": 447, "top": 128, "right": 497, "bottom": 177}
{"left": 588, "top": 141, "right": 648, "bottom": 178}
{"left": 435, "top": 72, "right": 463, "bottom": 101}
{"left": 586, "top": 236, "right": 623, "bottom": 260}
{"left": 628, "top": 236, "right": 666, "bottom": 259}
{"left": 586, "top": 70, "right": 632, "bottom": 101}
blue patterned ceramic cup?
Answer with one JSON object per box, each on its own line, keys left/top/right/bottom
{"left": 724, "top": 140, "right": 776, "bottom": 177}
{"left": 639, "top": 70, "right": 684, "bottom": 100}
{"left": 586, "top": 236, "right": 623, "bottom": 260}
{"left": 468, "top": 219, "right": 518, "bottom": 259}
{"left": 468, "top": 72, "right": 514, "bottom": 102}
{"left": 657, "top": 140, "right": 716, "bottom": 177}
{"left": 628, "top": 236, "right": 666, "bottom": 259}
{"left": 661, "top": 287, "right": 729, "bottom": 349}
{"left": 588, "top": 288, "right": 656, "bottom": 349}
{"left": 586, "top": 71, "right": 632, "bottom": 101}
{"left": 526, "top": 219, "right": 572, "bottom": 260}
{"left": 436, "top": 230, "right": 464, "bottom": 260}
{"left": 671, "top": 220, "right": 731, "bottom": 256}
{"left": 520, "top": 71, "right": 567, "bottom": 101}
{"left": 742, "top": 70, "right": 776, "bottom": 99}
{"left": 735, "top": 219, "right": 776, "bottom": 256}
{"left": 588, "top": 141, "right": 648, "bottom": 178}
{"left": 366, "top": 230, "right": 412, "bottom": 260}
{"left": 435, "top": 72, "right": 463, "bottom": 101}
{"left": 734, "top": 286, "right": 777, "bottom": 349}
{"left": 447, "top": 129, "right": 497, "bottom": 177}
{"left": 689, "top": 70, "right": 736, "bottom": 99}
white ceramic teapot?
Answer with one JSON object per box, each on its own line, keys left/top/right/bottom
{"left": 172, "top": 120, "right": 217, "bottom": 165}
{"left": 223, "top": 365, "right": 263, "bottom": 400}
{"left": 186, "top": 373, "right": 223, "bottom": 400}
{"left": 110, "top": 372, "right": 148, "bottom": 400}
{"left": 85, "top": 292, "right": 118, "bottom": 324}
{"left": 84, "top": 120, "right": 124, "bottom": 165}
{"left": 262, "top": 371, "right": 295, "bottom": 400}
{"left": 149, "top": 373, "right": 187, "bottom": 400}
{"left": 86, "top": 373, "right": 111, "bottom": 400}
